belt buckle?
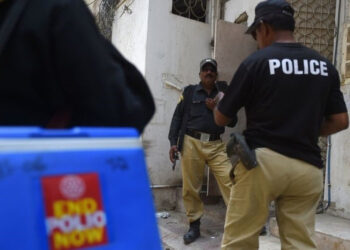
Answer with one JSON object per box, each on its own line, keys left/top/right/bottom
{"left": 200, "top": 132, "right": 210, "bottom": 142}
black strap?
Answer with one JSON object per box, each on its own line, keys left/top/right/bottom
{"left": 185, "top": 129, "right": 221, "bottom": 141}
{"left": 0, "top": 0, "right": 30, "bottom": 56}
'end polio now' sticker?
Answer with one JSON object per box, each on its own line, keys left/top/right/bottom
{"left": 41, "top": 173, "right": 108, "bottom": 250}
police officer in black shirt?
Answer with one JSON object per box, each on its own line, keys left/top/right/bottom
{"left": 168, "top": 58, "right": 235, "bottom": 245}
{"left": 214, "top": 0, "right": 349, "bottom": 249}
{"left": 0, "top": 0, "right": 154, "bottom": 132}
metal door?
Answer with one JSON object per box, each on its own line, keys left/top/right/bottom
{"left": 203, "top": 21, "right": 256, "bottom": 198}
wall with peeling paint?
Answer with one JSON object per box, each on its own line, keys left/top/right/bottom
{"left": 325, "top": 0, "right": 350, "bottom": 220}
{"left": 110, "top": 0, "right": 211, "bottom": 209}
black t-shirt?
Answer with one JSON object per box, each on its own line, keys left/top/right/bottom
{"left": 218, "top": 42, "right": 347, "bottom": 168}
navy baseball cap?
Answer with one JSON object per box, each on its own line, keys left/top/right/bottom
{"left": 246, "top": 0, "right": 295, "bottom": 34}
{"left": 200, "top": 58, "right": 217, "bottom": 71}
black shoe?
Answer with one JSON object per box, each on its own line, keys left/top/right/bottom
{"left": 183, "top": 219, "right": 200, "bottom": 245}
{"left": 259, "top": 225, "right": 267, "bottom": 236}
{"left": 316, "top": 202, "right": 324, "bottom": 214}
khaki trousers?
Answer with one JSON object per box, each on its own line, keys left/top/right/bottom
{"left": 222, "top": 148, "right": 323, "bottom": 250}
{"left": 181, "top": 135, "right": 233, "bottom": 223}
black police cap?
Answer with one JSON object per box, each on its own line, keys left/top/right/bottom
{"left": 246, "top": 0, "right": 295, "bottom": 34}
{"left": 200, "top": 58, "right": 217, "bottom": 71}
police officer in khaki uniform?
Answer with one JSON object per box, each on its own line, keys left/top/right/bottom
{"left": 214, "top": 0, "right": 349, "bottom": 249}
{"left": 168, "top": 58, "right": 236, "bottom": 245}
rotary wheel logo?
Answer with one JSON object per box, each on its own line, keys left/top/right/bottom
{"left": 59, "top": 175, "right": 86, "bottom": 199}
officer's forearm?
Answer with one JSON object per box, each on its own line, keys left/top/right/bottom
{"left": 169, "top": 137, "right": 178, "bottom": 147}
{"left": 214, "top": 107, "right": 232, "bottom": 126}
{"left": 169, "top": 114, "right": 182, "bottom": 139}
{"left": 320, "top": 112, "right": 349, "bottom": 136}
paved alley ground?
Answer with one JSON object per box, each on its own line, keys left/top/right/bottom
{"left": 158, "top": 208, "right": 281, "bottom": 250}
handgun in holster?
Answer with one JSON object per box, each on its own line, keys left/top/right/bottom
{"left": 226, "top": 133, "right": 258, "bottom": 170}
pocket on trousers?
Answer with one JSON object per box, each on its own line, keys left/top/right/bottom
{"left": 229, "top": 166, "right": 236, "bottom": 184}
{"left": 232, "top": 161, "right": 248, "bottom": 184}
{"left": 229, "top": 159, "right": 241, "bottom": 184}
{"left": 182, "top": 136, "right": 200, "bottom": 160}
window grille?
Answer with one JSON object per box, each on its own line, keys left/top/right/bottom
{"left": 288, "top": 0, "right": 336, "bottom": 61}
{"left": 172, "top": 0, "right": 208, "bottom": 23}
{"left": 341, "top": 25, "right": 350, "bottom": 85}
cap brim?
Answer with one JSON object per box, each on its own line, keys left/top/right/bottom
{"left": 200, "top": 62, "right": 217, "bottom": 69}
{"left": 245, "top": 20, "right": 259, "bottom": 34}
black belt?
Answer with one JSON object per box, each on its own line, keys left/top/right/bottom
{"left": 185, "top": 129, "right": 221, "bottom": 141}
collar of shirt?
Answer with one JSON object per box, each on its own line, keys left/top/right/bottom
{"left": 196, "top": 82, "right": 218, "bottom": 94}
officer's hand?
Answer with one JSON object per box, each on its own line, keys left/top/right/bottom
{"left": 169, "top": 145, "right": 178, "bottom": 163}
{"left": 205, "top": 98, "right": 217, "bottom": 110}
{"left": 215, "top": 91, "right": 225, "bottom": 103}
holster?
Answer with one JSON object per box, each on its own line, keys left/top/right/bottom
{"left": 226, "top": 133, "right": 258, "bottom": 170}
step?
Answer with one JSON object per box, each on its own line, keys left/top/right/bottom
{"left": 270, "top": 213, "right": 350, "bottom": 250}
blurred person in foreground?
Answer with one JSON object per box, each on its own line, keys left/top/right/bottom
{"left": 213, "top": 0, "right": 349, "bottom": 249}
{"left": 0, "top": 0, "right": 154, "bottom": 131}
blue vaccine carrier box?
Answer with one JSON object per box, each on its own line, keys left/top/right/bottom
{"left": 0, "top": 127, "right": 161, "bottom": 250}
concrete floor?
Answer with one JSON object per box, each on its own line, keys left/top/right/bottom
{"left": 158, "top": 209, "right": 281, "bottom": 250}
{"left": 158, "top": 196, "right": 350, "bottom": 250}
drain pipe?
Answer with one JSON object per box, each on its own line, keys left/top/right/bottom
{"left": 210, "top": 0, "right": 220, "bottom": 49}
{"left": 325, "top": 0, "right": 342, "bottom": 211}
{"left": 325, "top": 136, "right": 332, "bottom": 210}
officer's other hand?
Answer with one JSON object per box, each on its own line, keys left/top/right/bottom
{"left": 205, "top": 98, "right": 217, "bottom": 110}
{"left": 169, "top": 145, "right": 178, "bottom": 163}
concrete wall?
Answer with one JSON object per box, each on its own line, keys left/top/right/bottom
{"left": 108, "top": 0, "right": 350, "bottom": 215}
{"left": 224, "top": 0, "right": 260, "bottom": 24}
{"left": 112, "top": 0, "right": 149, "bottom": 74}
{"left": 325, "top": 0, "right": 350, "bottom": 220}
